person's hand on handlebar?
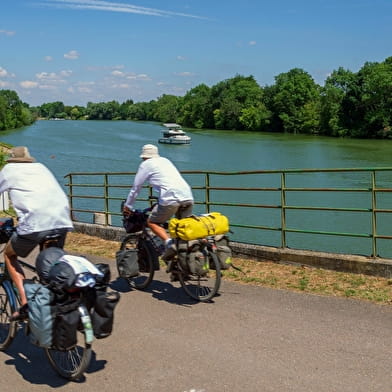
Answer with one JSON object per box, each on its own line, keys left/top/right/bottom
{"left": 123, "top": 205, "right": 133, "bottom": 216}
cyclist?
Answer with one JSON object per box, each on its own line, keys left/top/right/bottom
{"left": 123, "top": 144, "right": 193, "bottom": 261}
{"left": 0, "top": 146, "right": 73, "bottom": 321}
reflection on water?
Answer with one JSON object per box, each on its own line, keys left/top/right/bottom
{"left": 2, "top": 120, "right": 392, "bottom": 257}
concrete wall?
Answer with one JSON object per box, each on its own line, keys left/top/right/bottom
{"left": 72, "top": 222, "right": 392, "bottom": 279}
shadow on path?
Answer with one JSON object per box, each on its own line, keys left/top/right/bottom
{"left": 2, "top": 328, "right": 107, "bottom": 386}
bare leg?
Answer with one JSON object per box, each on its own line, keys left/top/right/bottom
{"left": 4, "top": 242, "right": 27, "bottom": 307}
{"left": 147, "top": 220, "right": 169, "bottom": 242}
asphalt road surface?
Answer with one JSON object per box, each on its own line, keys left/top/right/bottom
{"left": 0, "top": 253, "right": 391, "bottom": 392}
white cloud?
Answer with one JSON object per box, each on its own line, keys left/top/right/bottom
{"left": 38, "top": 0, "right": 207, "bottom": 19}
{"left": 20, "top": 80, "right": 39, "bottom": 88}
{"left": 126, "top": 73, "right": 150, "bottom": 80}
{"left": 177, "top": 56, "right": 186, "bottom": 61}
{"left": 0, "top": 67, "right": 8, "bottom": 77}
{"left": 45, "top": 56, "right": 53, "bottom": 61}
{"left": 249, "top": 41, "right": 257, "bottom": 46}
{"left": 0, "top": 30, "right": 15, "bottom": 36}
{"left": 35, "top": 70, "right": 72, "bottom": 83}
{"left": 0, "top": 80, "right": 10, "bottom": 87}
{"left": 60, "top": 70, "right": 73, "bottom": 77}
{"left": 174, "top": 71, "right": 195, "bottom": 77}
{"left": 112, "top": 83, "right": 130, "bottom": 89}
{"left": 111, "top": 70, "right": 150, "bottom": 81}
{"left": 64, "top": 50, "right": 80, "bottom": 60}
{"left": 111, "top": 70, "right": 124, "bottom": 77}
{"left": 39, "top": 84, "right": 57, "bottom": 90}
{"left": 0, "top": 67, "right": 16, "bottom": 79}
{"left": 76, "top": 81, "right": 95, "bottom": 86}
{"left": 77, "top": 86, "right": 93, "bottom": 93}
{"left": 87, "top": 64, "right": 125, "bottom": 71}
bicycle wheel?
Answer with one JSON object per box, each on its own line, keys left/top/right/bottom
{"left": 120, "top": 235, "right": 154, "bottom": 290}
{"left": 179, "top": 252, "right": 221, "bottom": 302}
{"left": 0, "top": 280, "right": 17, "bottom": 351}
{"left": 45, "top": 321, "right": 92, "bottom": 380}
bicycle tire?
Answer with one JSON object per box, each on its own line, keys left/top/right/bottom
{"left": 45, "top": 319, "right": 92, "bottom": 380}
{"left": 0, "top": 280, "right": 18, "bottom": 351}
{"left": 120, "top": 235, "right": 154, "bottom": 290}
{"left": 179, "top": 251, "right": 221, "bottom": 302}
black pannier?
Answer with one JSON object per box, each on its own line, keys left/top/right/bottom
{"left": 90, "top": 290, "right": 120, "bottom": 339}
{"left": 36, "top": 247, "right": 66, "bottom": 283}
{"left": 0, "top": 217, "right": 14, "bottom": 243}
{"left": 116, "top": 249, "right": 139, "bottom": 278}
{"left": 94, "top": 263, "right": 111, "bottom": 291}
{"left": 51, "top": 296, "right": 81, "bottom": 351}
{"left": 120, "top": 201, "right": 146, "bottom": 233}
{"left": 122, "top": 210, "right": 145, "bottom": 233}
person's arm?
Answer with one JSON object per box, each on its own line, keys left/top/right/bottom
{"left": 124, "top": 163, "right": 149, "bottom": 210}
{"left": 0, "top": 170, "right": 9, "bottom": 194}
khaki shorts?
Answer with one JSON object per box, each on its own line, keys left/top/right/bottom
{"left": 11, "top": 228, "right": 69, "bottom": 258}
{"left": 149, "top": 201, "right": 193, "bottom": 224}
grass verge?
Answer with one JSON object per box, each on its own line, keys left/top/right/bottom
{"left": 65, "top": 232, "right": 392, "bottom": 306}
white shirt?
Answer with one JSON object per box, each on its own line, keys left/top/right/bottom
{"left": 125, "top": 156, "right": 193, "bottom": 209}
{"left": 0, "top": 162, "right": 74, "bottom": 235}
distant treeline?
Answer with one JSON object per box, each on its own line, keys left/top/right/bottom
{"left": 2, "top": 56, "right": 392, "bottom": 138}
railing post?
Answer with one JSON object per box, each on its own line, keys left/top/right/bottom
{"left": 371, "top": 171, "right": 377, "bottom": 257}
{"left": 67, "top": 174, "right": 75, "bottom": 221}
{"left": 104, "top": 174, "right": 109, "bottom": 225}
{"left": 281, "top": 172, "right": 286, "bottom": 248}
{"left": 205, "top": 173, "right": 210, "bottom": 213}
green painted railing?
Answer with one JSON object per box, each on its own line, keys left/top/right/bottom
{"left": 64, "top": 168, "right": 392, "bottom": 259}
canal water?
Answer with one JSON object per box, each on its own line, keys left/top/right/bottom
{"left": 1, "top": 120, "right": 392, "bottom": 257}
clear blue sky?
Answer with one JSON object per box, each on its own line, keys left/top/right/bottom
{"left": 1, "top": 0, "right": 391, "bottom": 107}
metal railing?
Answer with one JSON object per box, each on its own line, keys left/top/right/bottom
{"left": 64, "top": 168, "right": 392, "bottom": 259}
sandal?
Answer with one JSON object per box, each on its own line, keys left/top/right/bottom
{"left": 10, "top": 304, "right": 29, "bottom": 322}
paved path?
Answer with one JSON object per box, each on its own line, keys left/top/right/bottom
{"left": 1, "top": 253, "right": 391, "bottom": 392}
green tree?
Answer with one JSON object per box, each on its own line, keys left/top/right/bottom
{"left": 39, "top": 101, "right": 65, "bottom": 119}
{"left": 319, "top": 67, "right": 355, "bottom": 136}
{"left": 268, "top": 68, "right": 321, "bottom": 134}
{"left": 341, "top": 57, "right": 392, "bottom": 138}
{"left": 120, "top": 99, "right": 134, "bottom": 120}
{"left": 86, "top": 101, "right": 121, "bottom": 120}
{"left": 239, "top": 104, "right": 271, "bottom": 131}
{"left": 0, "top": 89, "right": 34, "bottom": 130}
{"left": 210, "top": 75, "right": 264, "bottom": 130}
{"left": 127, "top": 102, "right": 149, "bottom": 120}
{"left": 153, "top": 94, "right": 181, "bottom": 123}
{"left": 178, "top": 84, "right": 213, "bottom": 129}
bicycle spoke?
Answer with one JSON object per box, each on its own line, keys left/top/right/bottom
{"left": 179, "top": 256, "right": 221, "bottom": 302}
{"left": 45, "top": 330, "right": 91, "bottom": 380}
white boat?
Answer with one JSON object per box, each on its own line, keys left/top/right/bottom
{"left": 158, "top": 123, "right": 191, "bottom": 145}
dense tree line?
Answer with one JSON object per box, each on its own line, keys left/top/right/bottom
{"left": 0, "top": 90, "right": 35, "bottom": 131}
{"left": 3, "top": 56, "right": 391, "bottom": 138}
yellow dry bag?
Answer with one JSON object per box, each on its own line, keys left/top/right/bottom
{"left": 169, "top": 212, "right": 229, "bottom": 241}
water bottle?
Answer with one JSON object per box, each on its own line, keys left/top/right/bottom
{"left": 78, "top": 306, "right": 94, "bottom": 344}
